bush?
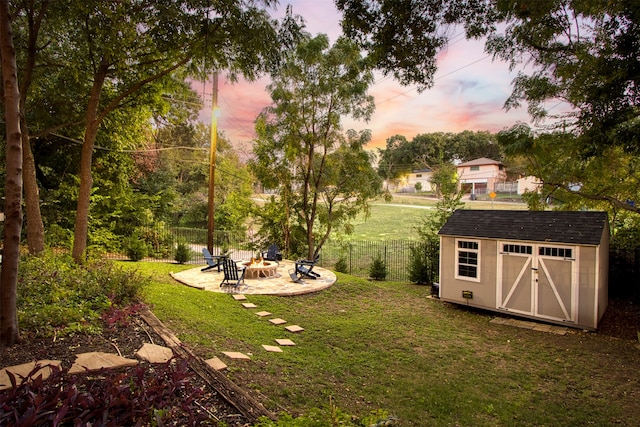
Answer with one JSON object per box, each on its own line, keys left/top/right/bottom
{"left": 408, "top": 242, "right": 438, "bottom": 285}
{"left": 334, "top": 257, "right": 348, "bottom": 273}
{"left": 17, "top": 252, "right": 149, "bottom": 337}
{"left": 174, "top": 240, "right": 192, "bottom": 264}
{"left": 124, "top": 235, "right": 148, "bottom": 261}
{"left": 369, "top": 253, "right": 387, "bottom": 280}
{"left": 0, "top": 359, "right": 218, "bottom": 426}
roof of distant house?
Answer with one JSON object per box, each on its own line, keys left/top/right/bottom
{"left": 438, "top": 210, "right": 608, "bottom": 246}
{"left": 457, "top": 157, "right": 503, "bottom": 167}
{"left": 411, "top": 168, "right": 432, "bottom": 173}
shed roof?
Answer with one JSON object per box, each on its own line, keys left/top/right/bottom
{"left": 438, "top": 210, "right": 608, "bottom": 246}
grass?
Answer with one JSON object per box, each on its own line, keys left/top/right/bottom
{"left": 120, "top": 261, "right": 640, "bottom": 427}
{"left": 349, "top": 196, "right": 528, "bottom": 241}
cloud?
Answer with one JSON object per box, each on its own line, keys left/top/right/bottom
{"left": 191, "top": 0, "right": 534, "bottom": 152}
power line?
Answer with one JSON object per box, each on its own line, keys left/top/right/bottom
{"left": 376, "top": 55, "right": 490, "bottom": 106}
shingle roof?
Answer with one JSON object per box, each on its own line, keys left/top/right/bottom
{"left": 438, "top": 210, "right": 608, "bottom": 246}
{"left": 456, "top": 157, "right": 503, "bottom": 167}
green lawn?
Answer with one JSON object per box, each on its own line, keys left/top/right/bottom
{"left": 123, "top": 262, "right": 640, "bottom": 427}
{"left": 348, "top": 196, "right": 528, "bottom": 241}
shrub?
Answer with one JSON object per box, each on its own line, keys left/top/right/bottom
{"left": 17, "top": 252, "right": 149, "bottom": 337}
{"left": 408, "top": 242, "right": 438, "bottom": 284}
{"left": 0, "top": 359, "right": 218, "bottom": 426}
{"left": 334, "top": 257, "right": 348, "bottom": 273}
{"left": 369, "top": 253, "right": 387, "bottom": 280}
{"left": 174, "top": 240, "right": 192, "bottom": 264}
{"left": 124, "top": 235, "right": 148, "bottom": 261}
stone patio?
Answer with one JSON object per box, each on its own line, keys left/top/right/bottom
{"left": 171, "top": 259, "right": 337, "bottom": 296}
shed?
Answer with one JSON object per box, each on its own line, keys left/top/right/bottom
{"left": 438, "top": 210, "right": 609, "bottom": 330}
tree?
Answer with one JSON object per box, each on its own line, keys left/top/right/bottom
{"left": 498, "top": 124, "right": 640, "bottom": 218}
{"left": 250, "top": 34, "right": 381, "bottom": 259}
{"left": 338, "top": 0, "right": 640, "bottom": 211}
{"left": 335, "top": 0, "right": 481, "bottom": 89}
{"left": 6, "top": 0, "right": 300, "bottom": 263}
{"left": 0, "top": 0, "right": 23, "bottom": 346}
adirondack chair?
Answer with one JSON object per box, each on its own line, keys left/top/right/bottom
{"left": 261, "top": 243, "right": 282, "bottom": 263}
{"left": 220, "top": 258, "right": 246, "bottom": 288}
{"left": 201, "top": 248, "right": 228, "bottom": 272}
{"left": 290, "top": 254, "right": 320, "bottom": 282}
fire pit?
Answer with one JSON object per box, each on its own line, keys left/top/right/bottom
{"left": 242, "top": 259, "right": 279, "bottom": 279}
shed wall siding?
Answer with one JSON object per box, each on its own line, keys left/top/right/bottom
{"left": 577, "top": 246, "right": 597, "bottom": 329}
{"left": 440, "top": 237, "right": 497, "bottom": 307}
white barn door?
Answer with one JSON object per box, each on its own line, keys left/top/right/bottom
{"left": 497, "top": 243, "right": 578, "bottom": 324}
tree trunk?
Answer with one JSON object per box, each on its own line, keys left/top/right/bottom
{"left": 71, "top": 63, "right": 108, "bottom": 263}
{"left": 22, "top": 123, "right": 44, "bottom": 255}
{"left": 0, "top": 0, "right": 23, "bottom": 346}
{"left": 19, "top": 1, "right": 48, "bottom": 255}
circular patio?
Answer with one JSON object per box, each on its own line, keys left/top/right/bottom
{"left": 171, "top": 259, "right": 336, "bottom": 296}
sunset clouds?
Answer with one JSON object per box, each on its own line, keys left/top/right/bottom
{"left": 198, "top": 0, "right": 533, "bottom": 151}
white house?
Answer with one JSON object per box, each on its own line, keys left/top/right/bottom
{"left": 406, "top": 168, "right": 433, "bottom": 192}
{"left": 456, "top": 157, "right": 507, "bottom": 195}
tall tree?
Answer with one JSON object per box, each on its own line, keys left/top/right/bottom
{"left": 49, "top": 0, "right": 298, "bottom": 262}
{"left": 0, "top": 0, "right": 23, "bottom": 346}
{"left": 250, "top": 34, "right": 381, "bottom": 259}
{"left": 13, "top": 0, "right": 52, "bottom": 255}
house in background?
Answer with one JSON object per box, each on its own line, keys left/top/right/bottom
{"left": 438, "top": 210, "right": 609, "bottom": 330}
{"left": 456, "top": 157, "right": 507, "bottom": 195}
{"left": 516, "top": 175, "right": 542, "bottom": 194}
{"left": 405, "top": 168, "right": 433, "bottom": 192}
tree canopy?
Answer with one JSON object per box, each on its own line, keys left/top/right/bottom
{"left": 249, "top": 34, "right": 382, "bottom": 259}
{"left": 338, "top": 0, "right": 640, "bottom": 216}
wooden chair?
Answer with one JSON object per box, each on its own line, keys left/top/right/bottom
{"left": 291, "top": 254, "right": 320, "bottom": 281}
{"left": 220, "top": 258, "right": 246, "bottom": 288}
{"left": 261, "top": 244, "right": 283, "bottom": 263}
{"left": 201, "top": 248, "right": 228, "bottom": 272}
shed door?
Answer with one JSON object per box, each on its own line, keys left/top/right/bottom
{"left": 497, "top": 243, "right": 577, "bottom": 324}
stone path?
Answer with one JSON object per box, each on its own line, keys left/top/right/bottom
{"left": 0, "top": 293, "right": 306, "bottom": 391}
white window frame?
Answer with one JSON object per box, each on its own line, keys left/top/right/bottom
{"left": 455, "top": 238, "right": 481, "bottom": 282}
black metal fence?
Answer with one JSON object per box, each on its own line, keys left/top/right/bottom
{"left": 106, "top": 224, "right": 640, "bottom": 299}
{"left": 105, "top": 225, "right": 437, "bottom": 282}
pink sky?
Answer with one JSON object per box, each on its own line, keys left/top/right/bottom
{"left": 197, "top": 0, "right": 537, "bottom": 151}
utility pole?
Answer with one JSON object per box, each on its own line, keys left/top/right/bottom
{"left": 207, "top": 72, "right": 218, "bottom": 253}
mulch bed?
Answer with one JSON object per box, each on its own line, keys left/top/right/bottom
{"left": 0, "top": 312, "right": 257, "bottom": 426}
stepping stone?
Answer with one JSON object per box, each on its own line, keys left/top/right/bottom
{"left": 232, "top": 294, "right": 247, "bottom": 301}
{"left": 242, "top": 302, "right": 258, "bottom": 308}
{"left": 285, "top": 325, "right": 304, "bottom": 333}
{"left": 135, "top": 343, "right": 173, "bottom": 363}
{"left": 275, "top": 339, "right": 296, "bottom": 346}
{"left": 221, "top": 351, "right": 251, "bottom": 360}
{"left": 269, "top": 318, "right": 287, "bottom": 325}
{"left": 69, "top": 352, "right": 138, "bottom": 374}
{"left": 262, "top": 345, "right": 283, "bottom": 353}
{"left": 0, "top": 360, "right": 62, "bottom": 391}
{"left": 256, "top": 311, "right": 272, "bottom": 317}
{"left": 205, "top": 357, "right": 227, "bottom": 371}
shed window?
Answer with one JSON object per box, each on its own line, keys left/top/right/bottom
{"left": 456, "top": 240, "right": 480, "bottom": 281}
{"left": 416, "top": 174, "right": 422, "bottom": 178}
{"left": 539, "top": 246, "right": 573, "bottom": 259}
{"left": 502, "top": 244, "right": 532, "bottom": 255}
{"left": 470, "top": 166, "right": 480, "bottom": 171}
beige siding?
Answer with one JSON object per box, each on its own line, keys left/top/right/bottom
{"left": 439, "top": 237, "right": 497, "bottom": 307}
{"left": 440, "top": 233, "right": 608, "bottom": 330}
